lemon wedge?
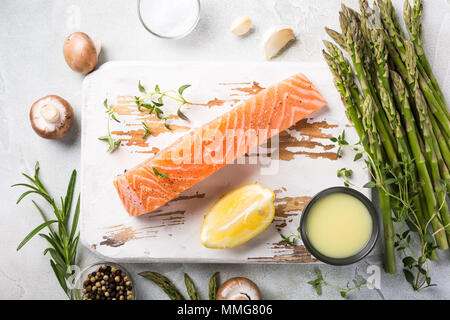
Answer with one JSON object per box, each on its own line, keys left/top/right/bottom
{"left": 200, "top": 184, "right": 275, "bottom": 249}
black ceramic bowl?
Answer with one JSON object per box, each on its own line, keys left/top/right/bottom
{"left": 299, "top": 187, "right": 379, "bottom": 266}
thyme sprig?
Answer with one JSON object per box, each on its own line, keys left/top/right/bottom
{"left": 12, "top": 162, "right": 80, "bottom": 298}
{"left": 280, "top": 227, "right": 302, "bottom": 246}
{"left": 142, "top": 122, "right": 151, "bottom": 139}
{"left": 308, "top": 268, "right": 384, "bottom": 299}
{"left": 135, "top": 81, "right": 192, "bottom": 131}
{"left": 98, "top": 98, "right": 121, "bottom": 152}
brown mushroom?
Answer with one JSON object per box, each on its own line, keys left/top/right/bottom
{"left": 29, "top": 95, "right": 74, "bottom": 139}
{"left": 63, "top": 32, "right": 101, "bottom": 74}
{"left": 216, "top": 277, "right": 262, "bottom": 300}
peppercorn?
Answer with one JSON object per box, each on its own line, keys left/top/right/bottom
{"left": 81, "top": 264, "right": 132, "bottom": 300}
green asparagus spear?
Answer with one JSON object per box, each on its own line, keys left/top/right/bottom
{"left": 413, "top": 89, "right": 450, "bottom": 246}
{"left": 208, "top": 272, "right": 220, "bottom": 300}
{"left": 340, "top": 9, "right": 398, "bottom": 164}
{"left": 139, "top": 271, "right": 185, "bottom": 300}
{"left": 404, "top": 0, "right": 448, "bottom": 109}
{"left": 391, "top": 71, "right": 448, "bottom": 250}
{"left": 184, "top": 273, "right": 200, "bottom": 300}
{"left": 362, "top": 95, "right": 396, "bottom": 274}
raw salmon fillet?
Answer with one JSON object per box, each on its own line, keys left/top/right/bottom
{"left": 114, "top": 73, "right": 327, "bottom": 216}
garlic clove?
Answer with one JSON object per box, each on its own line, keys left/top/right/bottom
{"left": 93, "top": 39, "right": 102, "bottom": 57}
{"left": 230, "top": 16, "right": 252, "bottom": 36}
{"left": 40, "top": 104, "right": 61, "bottom": 123}
{"left": 263, "top": 27, "right": 295, "bottom": 60}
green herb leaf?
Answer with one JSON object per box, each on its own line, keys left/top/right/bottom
{"left": 17, "top": 220, "right": 58, "bottom": 251}
{"left": 402, "top": 256, "right": 415, "bottom": 269}
{"left": 363, "top": 181, "right": 376, "bottom": 188}
{"left": 178, "top": 84, "right": 191, "bottom": 95}
{"left": 142, "top": 122, "right": 151, "bottom": 139}
{"left": 403, "top": 269, "right": 415, "bottom": 286}
{"left": 138, "top": 81, "right": 146, "bottom": 93}
{"left": 177, "top": 108, "right": 189, "bottom": 121}
{"left": 153, "top": 167, "right": 168, "bottom": 179}
{"left": 354, "top": 153, "right": 363, "bottom": 161}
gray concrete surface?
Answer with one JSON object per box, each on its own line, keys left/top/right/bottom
{"left": 0, "top": 0, "right": 449, "bottom": 300}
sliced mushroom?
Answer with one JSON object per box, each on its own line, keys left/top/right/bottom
{"left": 230, "top": 16, "right": 252, "bottom": 36}
{"left": 263, "top": 27, "right": 295, "bottom": 60}
{"left": 63, "top": 32, "right": 101, "bottom": 74}
{"left": 30, "top": 95, "right": 74, "bottom": 139}
{"left": 216, "top": 277, "right": 262, "bottom": 300}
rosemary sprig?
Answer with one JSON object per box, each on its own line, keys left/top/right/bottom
{"left": 153, "top": 167, "right": 168, "bottom": 179}
{"left": 12, "top": 162, "right": 80, "bottom": 298}
{"left": 98, "top": 98, "right": 121, "bottom": 152}
{"left": 135, "top": 81, "right": 192, "bottom": 127}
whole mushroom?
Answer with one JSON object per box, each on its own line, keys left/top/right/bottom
{"left": 30, "top": 95, "right": 74, "bottom": 139}
{"left": 63, "top": 32, "right": 101, "bottom": 74}
{"left": 216, "top": 277, "right": 262, "bottom": 300}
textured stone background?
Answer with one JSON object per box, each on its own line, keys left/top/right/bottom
{"left": 0, "top": 0, "right": 449, "bottom": 299}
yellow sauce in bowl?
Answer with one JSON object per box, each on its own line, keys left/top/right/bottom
{"left": 306, "top": 193, "right": 373, "bottom": 259}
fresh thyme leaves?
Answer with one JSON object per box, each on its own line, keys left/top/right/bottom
{"left": 307, "top": 268, "right": 324, "bottom": 295}
{"left": 152, "top": 167, "right": 168, "bottom": 179}
{"left": 12, "top": 162, "right": 80, "bottom": 298}
{"left": 98, "top": 98, "right": 121, "bottom": 152}
{"left": 308, "top": 268, "right": 384, "bottom": 299}
{"left": 330, "top": 131, "right": 349, "bottom": 156}
{"left": 142, "top": 122, "right": 151, "bottom": 139}
{"left": 336, "top": 168, "right": 354, "bottom": 187}
{"left": 280, "top": 227, "right": 302, "bottom": 246}
{"left": 134, "top": 81, "right": 192, "bottom": 125}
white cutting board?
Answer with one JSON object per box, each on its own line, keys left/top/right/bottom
{"left": 80, "top": 61, "right": 370, "bottom": 263}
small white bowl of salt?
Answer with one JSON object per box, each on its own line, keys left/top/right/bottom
{"left": 137, "top": 0, "right": 201, "bottom": 39}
